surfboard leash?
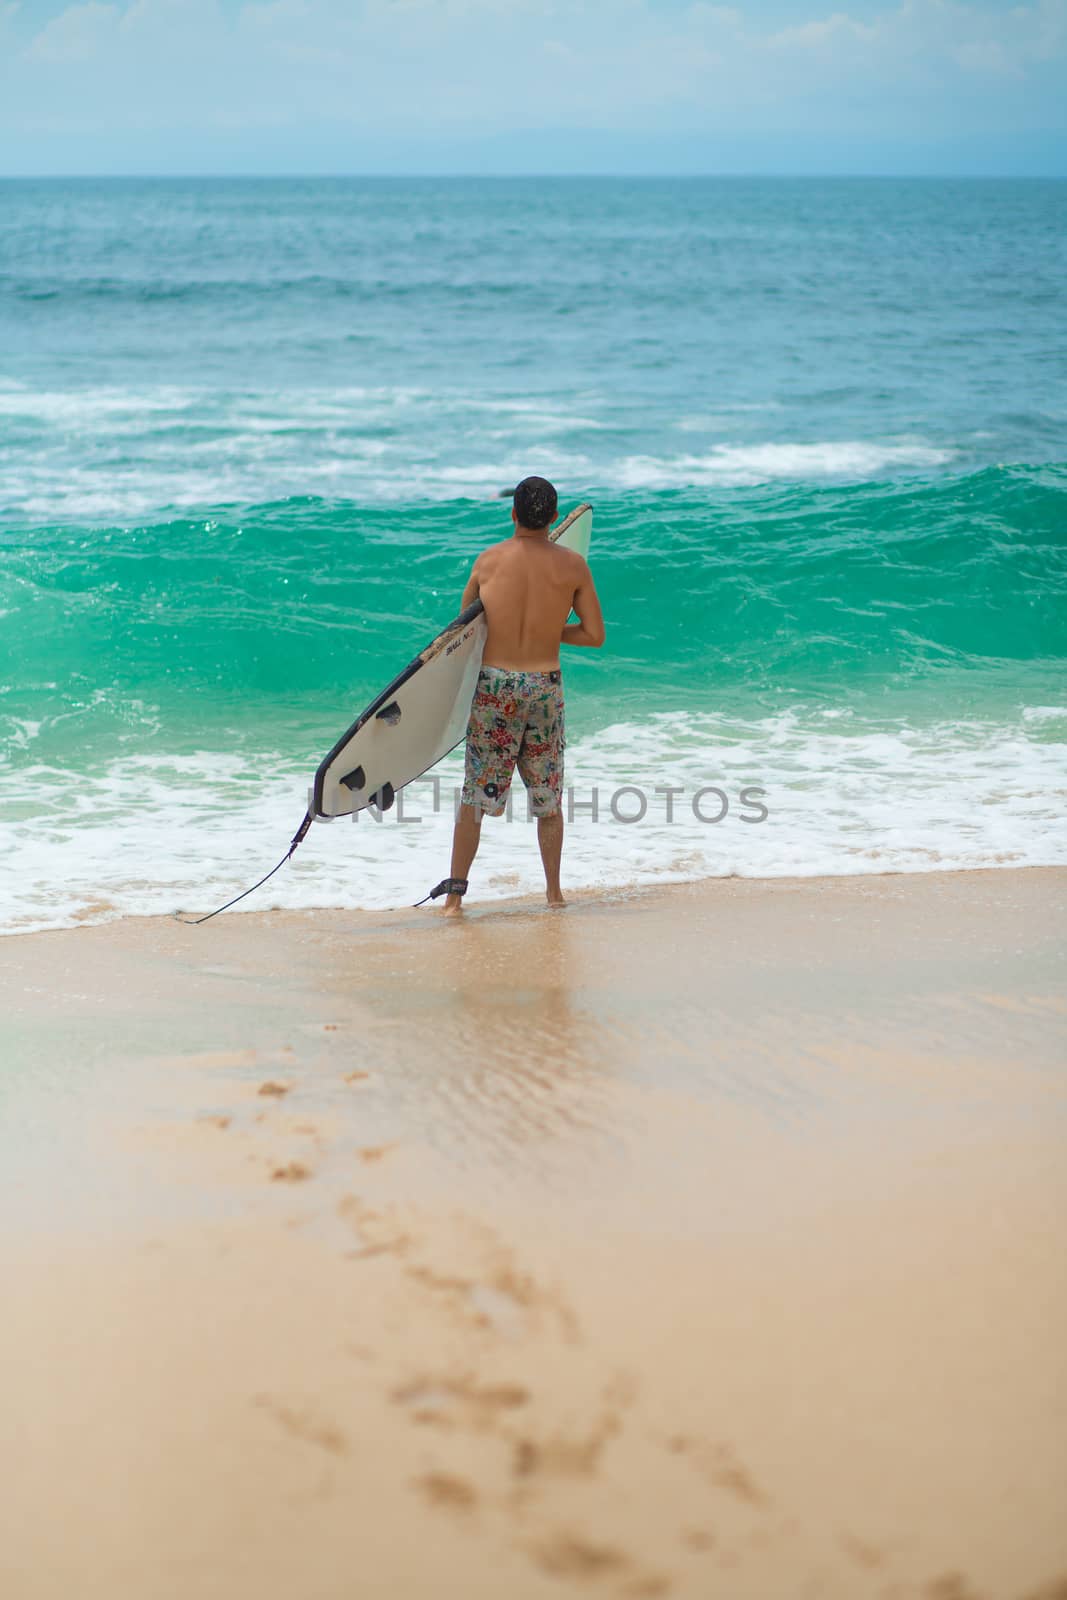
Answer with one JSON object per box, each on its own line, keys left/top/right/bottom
{"left": 174, "top": 811, "right": 313, "bottom": 926}
{"left": 412, "top": 877, "right": 468, "bottom": 907}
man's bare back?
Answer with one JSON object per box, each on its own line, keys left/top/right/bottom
{"left": 469, "top": 536, "right": 588, "bottom": 671}
{"left": 460, "top": 520, "right": 604, "bottom": 672}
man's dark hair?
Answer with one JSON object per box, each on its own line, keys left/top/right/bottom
{"left": 513, "top": 476, "right": 558, "bottom": 531}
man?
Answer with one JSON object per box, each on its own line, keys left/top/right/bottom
{"left": 435, "top": 476, "right": 605, "bottom": 917}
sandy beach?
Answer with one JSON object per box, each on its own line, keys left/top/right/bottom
{"left": 2, "top": 868, "right": 1066, "bottom": 1600}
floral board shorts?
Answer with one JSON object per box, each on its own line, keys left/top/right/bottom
{"left": 460, "top": 666, "right": 565, "bottom": 818}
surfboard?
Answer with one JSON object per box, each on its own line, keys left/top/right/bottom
{"left": 311, "top": 503, "right": 593, "bottom": 820}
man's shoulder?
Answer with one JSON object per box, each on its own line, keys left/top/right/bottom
{"left": 478, "top": 536, "right": 585, "bottom": 569}
{"left": 550, "top": 541, "right": 588, "bottom": 573}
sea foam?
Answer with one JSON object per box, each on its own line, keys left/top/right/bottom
{"left": 0, "top": 378, "right": 957, "bottom": 521}
{"left": 2, "top": 708, "right": 1064, "bottom": 935}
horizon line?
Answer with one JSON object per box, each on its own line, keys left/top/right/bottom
{"left": 2, "top": 170, "right": 1065, "bottom": 181}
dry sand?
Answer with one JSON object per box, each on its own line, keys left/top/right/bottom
{"left": 2, "top": 869, "right": 1066, "bottom": 1599}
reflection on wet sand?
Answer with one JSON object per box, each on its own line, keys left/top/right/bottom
{"left": 325, "top": 905, "right": 618, "bottom": 1178}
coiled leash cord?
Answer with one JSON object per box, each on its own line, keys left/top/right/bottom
{"left": 174, "top": 811, "right": 313, "bottom": 926}
{"left": 174, "top": 817, "right": 466, "bottom": 925}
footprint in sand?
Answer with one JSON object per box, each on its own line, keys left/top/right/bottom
{"left": 511, "top": 1374, "right": 632, "bottom": 1483}
{"left": 338, "top": 1197, "right": 411, "bottom": 1256}
{"left": 413, "top": 1472, "right": 478, "bottom": 1512}
{"left": 839, "top": 1531, "right": 884, "bottom": 1570}
{"left": 271, "top": 1161, "right": 312, "bottom": 1183}
{"left": 253, "top": 1395, "right": 347, "bottom": 1456}
{"left": 925, "top": 1576, "right": 987, "bottom": 1600}
{"left": 534, "top": 1531, "right": 626, "bottom": 1579}
{"left": 393, "top": 1374, "right": 529, "bottom": 1430}
{"left": 531, "top": 1532, "right": 672, "bottom": 1596}
{"left": 665, "top": 1435, "right": 768, "bottom": 1509}
{"left": 468, "top": 1282, "right": 527, "bottom": 1337}
{"left": 357, "top": 1143, "right": 396, "bottom": 1163}
{"left": 1019, "top": 1580, "right": 1067, "bottom": 1600}
{"left": 258, "top": 1080, "right": 291, "bottom": 1098}
{"left": 512, "top": 1409, "right": 620, "bottom": 1481}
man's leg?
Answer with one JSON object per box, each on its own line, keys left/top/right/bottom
{"left": 444, "top": 801, "right": 483, "bottom": 916}
{"left": 519, "top": 680, "right": 567, "bottom": 909}
{"left": 537, "top": 807, "right": 565, "bottom": 907}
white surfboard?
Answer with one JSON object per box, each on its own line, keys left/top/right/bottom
{"left": 311, "top": 503, "right": 593, "bottom": 819}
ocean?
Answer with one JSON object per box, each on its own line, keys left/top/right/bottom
{"left": 1, "top": 176, "right": 1065, "bottom": 933}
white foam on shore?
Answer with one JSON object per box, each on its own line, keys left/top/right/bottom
{"left": 1, "top": 708, "right": 1064, "bottom": 935}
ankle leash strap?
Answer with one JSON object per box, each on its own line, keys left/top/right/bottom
{"left": 412, "top": 877, "right": 469, "bottom": 908}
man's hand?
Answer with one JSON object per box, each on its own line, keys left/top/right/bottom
{"left": 561, "top": 621, "right": 604, "bottom": 647}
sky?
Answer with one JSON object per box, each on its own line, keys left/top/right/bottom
{"left": 0, "top": 0, "right": 1065, "bottom": 175}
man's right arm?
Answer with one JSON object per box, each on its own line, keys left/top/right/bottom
{"left": 561, "top": 559, "right": 606, "bottom": 649}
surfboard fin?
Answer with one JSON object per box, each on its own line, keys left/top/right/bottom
{"left": 340, "top": 765, "right": 366, "bottom": 792}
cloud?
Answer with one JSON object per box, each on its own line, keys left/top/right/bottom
{"left": 766, "top": 10, "right": 878, "bottom": 50}
{"left": 25, "top": 1, "right": 119, "bottom": 61}
{"left": 1, "top": 0, "right": 1065, "bottom": 168}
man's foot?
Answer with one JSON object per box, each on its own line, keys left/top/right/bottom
{"left": 546, "top": 890, "right": 567, "bottom": 909}
{"left": 442, "top": 894, "right": 465, "bottom": 918}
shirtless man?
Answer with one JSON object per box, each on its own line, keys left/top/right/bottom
{"left": 435, "top": 476, "right": 605, "bottom": 916}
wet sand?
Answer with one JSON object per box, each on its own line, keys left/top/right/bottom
{"left": 2, "top": 869, "right": 1066, "bottom": 1599}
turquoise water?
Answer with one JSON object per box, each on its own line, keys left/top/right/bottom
{"left": 2, "top": 178, "right": 1066, "bottom": 927}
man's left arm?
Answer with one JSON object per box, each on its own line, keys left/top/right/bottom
{"left": 459, "top": 557, "right": 481, "bottom": 610}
